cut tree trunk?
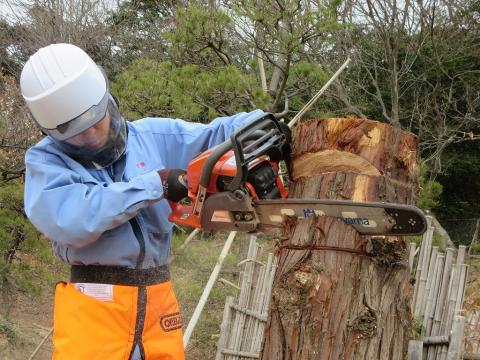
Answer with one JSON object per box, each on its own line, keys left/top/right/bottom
{"left": 260, "top": 117, "right": 420, "bottom": 360}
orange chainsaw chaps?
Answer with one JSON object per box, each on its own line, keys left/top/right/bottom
{"left": 142, "top": 282, "right": 184, "bottom": 359}
{"left": 52, "top": 281, "right": 185, "bottom": 360}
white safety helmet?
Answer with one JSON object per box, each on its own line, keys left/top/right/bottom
{"left": 20, "top": 43, "right": 126, "bottom": 168}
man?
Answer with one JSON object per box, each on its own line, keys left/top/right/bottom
{"left": 20, "top": 43, "right": 271, "bottom": 359}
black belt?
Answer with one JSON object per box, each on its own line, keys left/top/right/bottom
{"left": 70, "top": 264, "right": 170, "bottom": 286}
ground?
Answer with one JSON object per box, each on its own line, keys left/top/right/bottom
{"left": 0, "top": 285, "right": 55, "bottom": 360}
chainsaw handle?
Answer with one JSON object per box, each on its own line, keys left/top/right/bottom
{"left": 198, "top": 129, "right": 266, "bottom": 189}
{"left": 228, "top": 113, "right": 284, "bottom": 191}
{"left": 198, "top": 113, "right": 285, "bottom": 191}
{"left": 199, "top": 140, "right": 233, "bottom": 188}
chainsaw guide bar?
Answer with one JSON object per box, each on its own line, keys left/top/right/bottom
{"left": 202, "top": 197, "right": 426, "bottom": 236}
{"left": 254, "top": 199, "right": 426, "bottom": 236}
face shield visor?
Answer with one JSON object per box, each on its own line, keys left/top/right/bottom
{"left": 47, "top": 94, "right": 127, "bottom": 169}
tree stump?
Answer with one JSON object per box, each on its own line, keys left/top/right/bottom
{"left": 260, "top": 117, "right": 419, "bottom": 360}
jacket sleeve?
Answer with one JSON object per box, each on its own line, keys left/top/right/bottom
{"left": 24, "top": 147, "right": 164, "bottom": 248}
{"left": 154, "top": 109, "right": 265, "bottom": 169}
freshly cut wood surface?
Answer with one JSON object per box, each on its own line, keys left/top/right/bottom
{"left": 292, "top": 116, "right": 419, "bottom": 183}
{"left": 261, "top": 117, "right": 419, "bottom": 360}
{"left": 292, "top": 150, "right": 381, "bottom": 179}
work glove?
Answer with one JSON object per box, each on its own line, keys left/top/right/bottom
{"left": 158, "top": 168, "right": 188, "bottom": 203}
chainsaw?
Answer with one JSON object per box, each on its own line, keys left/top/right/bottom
{"left": 167, "top": 113, "right": 427, "bottom": 236}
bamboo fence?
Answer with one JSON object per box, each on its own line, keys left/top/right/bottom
{"left": 408, "top": 216, "right": 470, "bottom": 360}
{"left": 215, "top": 236, "right": 277, "bottom": 360}
{"left": 465, "top": 311, "right": 480, "bottom": 357}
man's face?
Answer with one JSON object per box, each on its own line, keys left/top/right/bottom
{"left": 65, "top": 111, "right": 111, "bottom": 149}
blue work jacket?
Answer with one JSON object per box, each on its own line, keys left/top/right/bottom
{"left": 24, "top": 110, "right": 264, "bottom": 269}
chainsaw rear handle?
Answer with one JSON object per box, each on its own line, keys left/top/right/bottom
{"left": 198, "top": 113, "right": 286, "bottom": 191}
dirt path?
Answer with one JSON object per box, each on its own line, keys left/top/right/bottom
{"left": 1, "top": 287, "right": 55, "bottom": 360}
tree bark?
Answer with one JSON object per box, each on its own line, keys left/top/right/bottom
{"left": 260, "top": 116, "right": 420, "bottom": 360}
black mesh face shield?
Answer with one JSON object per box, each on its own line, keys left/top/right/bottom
{"left": 52, "top": 95, "right": 127, "bottom": 169}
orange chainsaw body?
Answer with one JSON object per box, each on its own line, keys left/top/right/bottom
{"left": 168, "top": 147, "right": 288, "bottom": 228}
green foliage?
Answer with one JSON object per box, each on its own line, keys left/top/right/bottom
{"left": 233, "top": 0, "right": 341, "bottom": 54}
{"left": 286, "top": 61, "right": 332, "bottom": 118}
{"left": 436, "top": 145, "right": 480, "bottom": 245}
{"left": 416, "top": 162, "right": 443, "bottom": 211}
{"left": 0, "top": 181, "right": 56, "bottom": 304}
{"left": 469, "top": 243, "right": 480, "bottom": 255}
{"left": 0, "top": 315, "right": 18, "bottom": 343}
{"left": 166, "top": 4, "right": 234, "bottom": 66}
{"left": 411, "top": 316, "right": 423, "bottom": 340}
{"left": 0, "top": 182, "right": 38, "bottom": 263}
{"left": 112, "top": 59, "right": 270, "bottom": 122}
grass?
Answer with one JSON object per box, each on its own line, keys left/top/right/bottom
{"left": 0, "top": 315, "right": 18, "bottom": 344}
{"left": 411, "top": 233, "right": 447, "bottom": 253}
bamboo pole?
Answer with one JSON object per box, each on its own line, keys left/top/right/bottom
{"left": 423, "top": 254, "right": 444, "bottom": 337}
{"left": 245, "top": 260, "right": 266, "bottom": 353}
{"left": 216, "top": 296, "right": 235, "bottom": 360}
{"left": 408, "top": 340, "right": 423, "bottom": 360}
{"left": 250, "top": 253, "right": 274, "bottom": 354}
{"left": 455, "top": 264, "right": 468, "bottom": 312}
{"left": 469, "top": 311, "right": 479, "bottom": 354}
{"left": 183, "top": 231, "right": 238, "bottom": 347}
{"left": 250, "top": 256, "right": 268, "bottom": 351}
{"left": 428, "top": 248, "right": 453, "bottom": 360}
{"left": 422, "top": 335, "right": 450, "bottom": 345}
{"left": 456, "top": 245, "right": 466, "bottom": 268}
{"left": 409, "top": 242, "right": 417, "bottom": 272}
{"left": 177, "top": 228, "right": 201, "bottom": 252}
{"left": 226, "top": 270, "right": 245, "bottom": 359}
{"left": 446, "top": 315, "right": 466, "bottom": 360}
{"left": 415, "top": 220, "right": 434, "bottom": 316}
{"left": 227, "top": 237, "right": 257, "bottom": 359}
{"left": 252, "top": 254, "right": 277, "bottom": 353}
{"left": 439, "top": 246, "right": 467, "bottom": 360}
{"left": 413, "top": 224, "right": 430, "bottom": 311}
{"left": 169, "top": 228, "right": 201, "bottom": 263}
{"left": 27, "top": 327, "right": 54, "bottom": 360}
{"left": 241, "top": 243, "right": 265, "bottom": 352}
{"left": 439, "top": 269, "right": 459, "bottom": 360}
{"left": 422, "top": 246, "right": 439, "bottom": 315}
